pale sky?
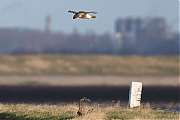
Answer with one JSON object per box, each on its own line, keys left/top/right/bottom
{"left": 0, "top": 0, "right": 179, "bottom": 34}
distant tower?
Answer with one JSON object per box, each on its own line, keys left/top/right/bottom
{"left": 45, "top": 15, "right": 51, "bottom": 33}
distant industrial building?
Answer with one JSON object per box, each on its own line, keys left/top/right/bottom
{"left": 45, "top": 15, "right": 52, "bottom": 33}
{"left": 114, "top": 17, "right": 176, "bottom": 54}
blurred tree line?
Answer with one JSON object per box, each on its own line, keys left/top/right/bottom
{"left": 0, "top": 23, "right": 178, "bottom": 55}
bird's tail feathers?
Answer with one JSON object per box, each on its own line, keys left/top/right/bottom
{"left": 91, "top": 16, "right": 96, "bottom": 18}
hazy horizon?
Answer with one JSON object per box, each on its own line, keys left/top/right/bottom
{"left": 0, "top": 0, "right": 179, "bottom": 34}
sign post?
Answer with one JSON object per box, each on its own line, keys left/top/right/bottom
{"left": 128, "top": 81, "right": 142, "bottom": 108}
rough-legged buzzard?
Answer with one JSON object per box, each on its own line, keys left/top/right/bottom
{"left": 68, "top": 10, "right": 97, "bottom": 19}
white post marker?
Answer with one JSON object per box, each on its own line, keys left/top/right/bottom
{"left": 128, "top": 81, "right": 142, "bottom": 108}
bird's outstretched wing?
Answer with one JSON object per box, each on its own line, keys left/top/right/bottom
{"left": 79, "top": 11, "right": 98, "bottom": 14}
{"left": 68, "top": 10, "right": 77, "bottom": 14}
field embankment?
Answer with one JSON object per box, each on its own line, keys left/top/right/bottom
{"left": 0, "top": 55, "right": 179, "bottom": 75}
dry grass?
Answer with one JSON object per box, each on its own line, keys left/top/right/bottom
{"left": 0, "top": 103, "right": 179, "bottom": 120}
{"left": 0, "top": 55, "right": 178, "bottom": 75}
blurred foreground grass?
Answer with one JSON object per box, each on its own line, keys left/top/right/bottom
{"left": 0, "top": 103, "right": 179, "bottom": 120}
{"left": 0, "top": 55, "right": 179, "bottom": 75}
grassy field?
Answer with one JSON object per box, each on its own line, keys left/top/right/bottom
{"left": 0, "top": 55, "right": 179, "bottom": 75}
{"left": 0, "top": 55, "right": 179, "bottom": 119}
{"left": 0, "top": 103, "right": 179, "bottom": 120}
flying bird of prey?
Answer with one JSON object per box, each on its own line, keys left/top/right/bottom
{"left": 68, "top": 10, "right": 97, "bottom": 19}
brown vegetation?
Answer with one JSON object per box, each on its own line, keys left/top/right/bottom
{"left": 0, "top": 103, "right": 179, "bottom": 120}
{"left": 0, "top": 55, "right": 179, "bottom": 75}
